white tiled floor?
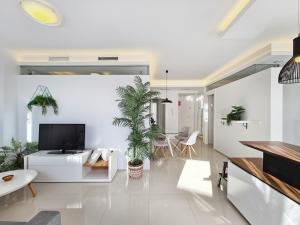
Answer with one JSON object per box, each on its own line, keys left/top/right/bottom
{"left": 0, "top": 142, "right": 249, "bottom": 225}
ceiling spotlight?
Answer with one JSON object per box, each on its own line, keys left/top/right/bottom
{"left": 19, "top": 0, "right": 62, "bottom": 26}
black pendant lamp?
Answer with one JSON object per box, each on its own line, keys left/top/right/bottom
{"left": 279, "top": 0, "right": 300, "bottom": 84}
{"left": 161, "top": 70, "right": 173, "bottom": 104}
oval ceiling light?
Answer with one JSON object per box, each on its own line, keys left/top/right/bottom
{"left": 19, "top": 0, "right": 62, "bottom": 26}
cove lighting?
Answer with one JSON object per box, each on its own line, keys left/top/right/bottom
{"left": 218, "top": 0, "right": 252, "bottom": 33}
{"left": 19, "top": 0, "right": 62, "bottom": 26}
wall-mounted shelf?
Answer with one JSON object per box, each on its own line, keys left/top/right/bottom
{"left": 220, "top": 119, "right": 261, "bottom": 130}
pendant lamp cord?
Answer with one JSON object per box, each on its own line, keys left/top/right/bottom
{"left": 298, "top": 0, "right": 300, "bottom": 36}
{"left": 165, "top": 70, "right": 168, "bottom": 98}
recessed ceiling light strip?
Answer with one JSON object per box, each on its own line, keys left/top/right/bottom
{"left": 218, "top": 0, "right": 253, "bottom": 33}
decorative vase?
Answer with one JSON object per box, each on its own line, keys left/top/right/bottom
{"left": 128, "top": 162, "right": 143, "bottom": 179}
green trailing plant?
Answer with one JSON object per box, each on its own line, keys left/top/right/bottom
{"left": 224, "top": 106, "right": 246, "bottom": 125}
{"left": 113, "top": 76, "right": 160, "bottom": 167}
{"left": 0, "top": 138, "right": 38, "bottom": 172}
{"left": 27, "top": 95, "right": 58, "bottom": 116}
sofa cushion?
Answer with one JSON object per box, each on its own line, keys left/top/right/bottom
{"left": 27, "top": 211, "right": 60, "bottom": 225}
{"left": 0, "top": 222, "right": 25, "bottom": 225}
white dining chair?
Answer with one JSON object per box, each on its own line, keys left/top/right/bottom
{"left": 153, "top": 134, "right": 174, "bottom": 158}
{"left": 175, "top": 126, "right": 190, "bottom": 149}
{"left": 179, "top": 131, "right": 200, "bottom": 158}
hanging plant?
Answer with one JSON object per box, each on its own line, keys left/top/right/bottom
{"left": 27, "top": 95, "right": 58, "bottom": 115}
{"left": 223, "top": 106, "right": 245, "bottom": 126}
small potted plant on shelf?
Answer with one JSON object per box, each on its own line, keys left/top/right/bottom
{"left": 27, "top": 95, "right": 58, "bottom": 116}
{"left": 223, "top": 106, "right": 246, "bottom": 125}
{"left": 113, "top": 76, "right": 160, "bottom": 179}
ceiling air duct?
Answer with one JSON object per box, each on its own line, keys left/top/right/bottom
{"left": 98, "top": 57, "right": 119, "bottom": 61}
{"left": 48, "top": 56, "right": 70, "bottom": 62}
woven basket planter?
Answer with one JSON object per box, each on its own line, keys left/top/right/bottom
{"left": 128, "top": 162, "right": 144, "bottom": 179}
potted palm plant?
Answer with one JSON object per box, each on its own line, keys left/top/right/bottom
{"left": 113, "top": 76, "right": 160, "bottom": 178}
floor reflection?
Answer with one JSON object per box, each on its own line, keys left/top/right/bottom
{"left": 0, "top": 141, "right": 249, "bottom": 225}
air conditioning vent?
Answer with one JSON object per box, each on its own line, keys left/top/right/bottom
{"left": 20, "top": 65, "right": 149, "bottom": 75}
{"left": 206, "top": 64, "right": 279, "bottom": 91}
{"left": 48, "top": 56, "right": 70, "bottom": 62}
{"left": 98, "top": 57, "right": 119, "bottom": 61}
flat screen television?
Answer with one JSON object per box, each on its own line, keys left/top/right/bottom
{"left": 39, "top": 124, "right": 85, "bottom": 152}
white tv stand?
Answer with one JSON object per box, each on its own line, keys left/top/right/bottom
{"left": 24, "top": 150, "right": 118, "bottom": 183}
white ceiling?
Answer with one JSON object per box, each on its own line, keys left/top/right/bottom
{"left": 0, "top": 0, "right": 298, "bottom": 82}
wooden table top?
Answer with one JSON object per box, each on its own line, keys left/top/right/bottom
{"left": 229, "top": 158, "right": 300, "bottom": 204}
{"left": 240, "top": 141, "right": 300, "bottom": 164}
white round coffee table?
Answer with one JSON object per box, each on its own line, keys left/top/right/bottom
{"left": 0, "top": 169, "right": 38, "bottom": 198}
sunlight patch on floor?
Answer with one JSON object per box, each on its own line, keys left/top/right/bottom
{"left": 177, "top": 160, "right": 213, "bottom": 197}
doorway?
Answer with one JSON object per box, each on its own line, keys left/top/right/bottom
{"left": 178, "top": 94, "right": 204, "bottom": 136}
{"left": 208, "top": 95, "right": 214, "bottom": 145}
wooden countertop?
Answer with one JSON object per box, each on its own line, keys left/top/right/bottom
{"left": 229, "top": 158, "right": 300, "bottom": 204}
{"left": 240, "top": 141, "right": 300, "bottom": 164}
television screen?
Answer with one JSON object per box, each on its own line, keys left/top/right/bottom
{"left": 39, "top": 124, "right": 85, "bottom": 151}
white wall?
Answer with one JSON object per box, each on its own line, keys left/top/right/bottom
{"left": 164, "top": 90, "right": 179, "bottom": 134}
{"left": 0, "top": 53, "right": 4, "bottom": 146}
{"left": 270, "top": 69, "right": 283, "bottom": 141}
{"left": 208, "top": 95, "right": 214, "bottom": 145}
{"left": 0, "top": 51, "right": 18, "bottom": 146}
{"left": 283, "top": 83, "right": 300, "bottom": 146}
{"left": 3, "top": 53, "right": 18, "bottom": 144}
{"left": 203, "top": 94, "right": 209, "bottom": 144}
{"left": 17, "top": 75, "right": 149, "bottom": 170}
{"left": 212, "top": 68, "right": 282, "bottom": 158}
